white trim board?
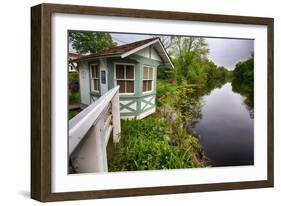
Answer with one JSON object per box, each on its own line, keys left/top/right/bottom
{"left": 121, "top": 39, "right": 174, "bottom": 68}
{"left": 121, "top": 39, "right": 158, "bottom": 58}
{"left": 120, "top": 107, "right": 156, "bottom": 120}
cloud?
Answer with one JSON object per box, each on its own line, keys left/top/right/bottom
{"left": 206, "top": 38, "right": 254, "bottom": 70}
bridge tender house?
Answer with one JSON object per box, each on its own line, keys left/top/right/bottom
{"left": 71, "top": 37, "right": 174, "bottom": 119}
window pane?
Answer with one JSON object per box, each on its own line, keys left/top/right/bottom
{"left": 143, "top": 80, "right": 148, "bottom": 92}
{"left": 91, "top": 65, "right": 99, "bottom": 78}
{"left": 91, "top": 66, "right": 96, "bottom": 78}
{"left": 117, "top": 80, "right": 125, "bottom": 93}
{"left": 97, "top": 80, "right": 100, "bottom": 91}
{"left": 148, "top": 68, "right": 153, "bottom": 79}
{"left": 95, "top": 66, "right": 99, "bottom": 78}
{"left": 93, "top": 79, "right": 99, "bottom": 91}
{"left": 147, "top": 80, "right": 152, "bottom": 91}
{"left": 126, "top": 65, "right": 134, "bottom": 79}
{"left": 143, "top": 67, "right": 148, "bottom": 79}
{"left": 126, "top": 80, "right": 134, "bottom": 93}
{"left": 116, "top": 64, "right": 125, "bottom": 79}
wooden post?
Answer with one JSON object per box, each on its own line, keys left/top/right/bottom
{"left": 112, "top": 89, "right": 121, "bottom": 142}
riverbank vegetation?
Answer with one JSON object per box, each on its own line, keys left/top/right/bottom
{"left": 107, "top": 80, "right": 209, "bottom": 172}
{"left": 232, "top": 55, "right": 254, "bottom": 110}
{"left": 107, "top": 116, "right": 205, "bottom": 171}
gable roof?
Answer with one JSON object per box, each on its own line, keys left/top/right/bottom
{"left": 71, "top": 37, "right": 173, "bottom": 68}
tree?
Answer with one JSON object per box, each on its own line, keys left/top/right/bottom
{"left": 69, "top": 32, "right": 117, "bottom": 54}
{"left": 170, "top": 37, "right": 209, "bottom": 84}
{"left": 232, "top": 56, "right": 254, "bottom": 86}
{"left": 154, "top": 35, "right": 174, "bottom": 50}
{"left": 231, "top": 56, "right": 254, "bottom": 109}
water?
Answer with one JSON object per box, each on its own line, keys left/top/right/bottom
{"left": 193, "top": 83, "right": 254, "bottom": 167}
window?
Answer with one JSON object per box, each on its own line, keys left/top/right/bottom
{"left": 115, "top": 64, "right": 135, "bottom": 94}
{"left": 143, "top": 66, "right": 154, "bottom": 92}
{"left": 91, "top": 64, "right": 99, "bottom": 92}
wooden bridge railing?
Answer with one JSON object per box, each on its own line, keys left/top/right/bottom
{"left": 69, "top": 86, "right": 121, "bottom": 173}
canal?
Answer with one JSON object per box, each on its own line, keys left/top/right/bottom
{"left": 193, "top": 82, "right": 254, "bottom": 167}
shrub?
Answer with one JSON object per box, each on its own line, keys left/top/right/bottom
{"left": 107, "top": 116, "right": 205, "bottom": 171}
{"left": 68, "top": 72, "right": 79, "bottom": 92}
{"left": 157, "top": 65, "right": 174, "bottom": 80}
{"left": 68, "top": 92, "right": 80, "bottom": 104}
{"left": 173, "top": 83, "right": 203, "bottom": 128}
{"left": 156, "top": 80, "right": 177, "bottom": 107}
{"left": 69, "top": 110, "right": 80, "bottom": 119}
{"left": 68, "top": 72, "right": 80, "bottom": 104}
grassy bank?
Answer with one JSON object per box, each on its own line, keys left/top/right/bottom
{"left": 107, "top": 115, "right": 205, "bottom": 171}
{"left": 107, "top": 80, "right": 206, "bottom": 172}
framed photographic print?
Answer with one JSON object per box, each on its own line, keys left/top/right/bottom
{"left": 31, "top": 3, "right": 274, "bottom": 202}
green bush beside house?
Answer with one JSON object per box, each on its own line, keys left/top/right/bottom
{"left": 107, "top": 80, "right": 207, "bottom": 172}
{"left": 107, "top": 115, "right": 205, "bottom": 171}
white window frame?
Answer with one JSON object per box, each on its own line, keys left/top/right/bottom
{"left": 142, "top": 65, "right": 154, "bottom": 94}
{"left": 90, "top": 63, "right": 100, "bottom": 93}
{"left": 114, "top": 63, "right": 135, "bottom": 95}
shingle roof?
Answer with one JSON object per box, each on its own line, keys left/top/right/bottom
{"left": 68, "top": 53, "right": 84, "bottom": 59}
{"left": 71, "top": 37, "right": 159, "bottom": 62}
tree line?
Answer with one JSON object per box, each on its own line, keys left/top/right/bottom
{"left": 157, "top": 36, "right": 232, "bottom": 96}
{"left": 231, "top": 55, "right": 254, "bottom": 109}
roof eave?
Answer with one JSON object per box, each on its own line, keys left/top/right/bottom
{"left": 121, "top": 39, "right": 174, "bottom": 69}
{"left": 156, "top": 40, "right": 174, "bottom": 69}
{"left": 69, "top": 54, "right": 122, "bottom": 63}
{"left": 120, "top": 39, "right": 159, "bottom": 59}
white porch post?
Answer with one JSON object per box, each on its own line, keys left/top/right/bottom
{"left": 112, "top": 89, "right": 121, "bottom": 142}
{"left": 99, "top": 58, "right": 108, "bottom": 95}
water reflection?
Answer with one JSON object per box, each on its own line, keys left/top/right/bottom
{"left": 231, "top": 78, "right": 254, "bottom": 119}
{"left": 193, "top": 83, "right": 254, "bottom": 167}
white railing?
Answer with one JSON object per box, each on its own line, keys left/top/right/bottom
{"left": 69, "top": 86, "right": 121, "bottom": 173}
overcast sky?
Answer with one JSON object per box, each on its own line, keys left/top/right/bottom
{"left": 206, "top": 38, "right": 253, "bottom": 70}
{"left": 110, "top": 33, "right": 253, "bottom": 71}
{"left": 70, "top": 33, "right": 254, "bottom": 70}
